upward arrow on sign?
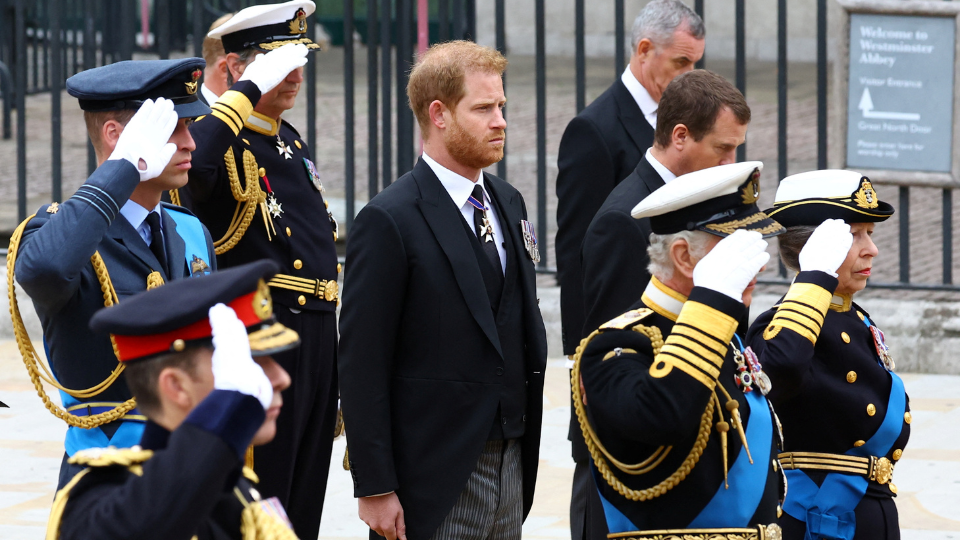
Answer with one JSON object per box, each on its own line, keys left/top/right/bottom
{"left": 859, "top": 88, "right": 921, "bottom": 121}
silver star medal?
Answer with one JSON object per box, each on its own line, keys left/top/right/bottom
{"left": 481, "top": 215, "right": 495, "bottom": 242}
{"left": 267, "top": 193, "right": 284, "bottom": 218}
{"left": 276, "top": 136, "right": 293, "bottom": 160}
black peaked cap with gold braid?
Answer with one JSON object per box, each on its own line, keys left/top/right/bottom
{"left": 631, "top": 161, "right": 785, "bottom": 238}
{"left": 766, "top": 169, "right": 894, "bottom": 227}
{"left": 89, "top": 260, "right": 300, "bottom": 362}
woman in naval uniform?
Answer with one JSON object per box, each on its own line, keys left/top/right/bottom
{"left": 746, "top": 170, "right": 910, "bottom": 540}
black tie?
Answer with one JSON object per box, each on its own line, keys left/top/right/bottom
{"left": 472, "top": 184, "right": 504, "bottom": 285}
{"left": 145, "top": 212, "right": 167, "bottom": 272}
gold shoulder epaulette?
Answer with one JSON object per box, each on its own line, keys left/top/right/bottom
{"left": 67, "top": 446, "right": 154, "bottom": 468}
{"left": 600, "top": 308, "right": 654, "bottom": 330}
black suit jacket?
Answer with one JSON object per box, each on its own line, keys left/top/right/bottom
{"left": 555, "top": 79, "right": 654, "bottom": 356}
{"left": 339, "top": 159, "right": 548, "bottom": 540}
{"left": 581, "top": 157, "right": 665, "bottom": 338}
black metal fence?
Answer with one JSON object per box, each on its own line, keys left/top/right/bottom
{"left": 0, "top": 0, "right": 957, "bottom": 291}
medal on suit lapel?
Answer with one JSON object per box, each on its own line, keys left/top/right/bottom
{"left": 870, "top": 324, "right": 895, "bottom": 371}
{"left": 276, "top": 135, "right": 293, "bottom": 159}
{"left": 258, "top": 171, "right": 280, "bottom": 241}
{"left": 302, "top": 158, "right": 325, "bottom": 192}
{"left": 520, "top": 220, "right": 540, "bottom": 263}
{"left": 467, "top": 194, "right": 495, "bottom": 242}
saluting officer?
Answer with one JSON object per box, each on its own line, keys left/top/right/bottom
{"left": 47, "top": 260, "right": 300, "bottom": 540}
{"left": 186, "top": 2, "right": 338, "bottom": 537}
{"left": 574, "top": 162, "right": 785, "bottom": 539}
{"left": 12, "top": 59, "right": 219, "bottom": 490}
{"left": 747, "top": 171, "right": 908, "bottom": 540}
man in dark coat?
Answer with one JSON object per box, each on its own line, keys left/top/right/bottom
{"left": 581, "top": 69, "right": 751, "bottom": 339}
{"left": 14, "top": 59, "right": 218, "bottom": 490}
{"left": 553, "top": 3, "right": 704, "bottom": 536}
{"left": 339, "top": 41, "right": 547, "bottom": 540}
{"left": 186, "top": 3, "right": 337, "bottom": 538}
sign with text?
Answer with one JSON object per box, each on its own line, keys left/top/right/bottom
{"left": 846, "top": 13, "right": 955, "bottom": 173}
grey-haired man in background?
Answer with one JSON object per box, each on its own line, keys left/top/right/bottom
{"left": 554, "top": 2, "right": 705, "bottom": 539}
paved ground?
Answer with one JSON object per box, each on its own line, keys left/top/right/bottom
{"left": 2, "top": 341, "right": 959, "bottom": 539}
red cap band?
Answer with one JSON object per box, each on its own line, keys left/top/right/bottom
{"left": 112, "top": 291, "right": 264, "bottom": 362}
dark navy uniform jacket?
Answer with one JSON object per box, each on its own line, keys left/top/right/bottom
{"left": 577, "top": 280, "right": 779, "bottom": 532}
{"left": 15, "top": 160, "right": 216, "bottom": 453}
{"left": 747, "top": 271, "right": 910, "bottom": 517}
{"left": 52, "top": 390, "right": 294, "bottom": 540}
{"left": 186, "top": 80, "right": 339, "bottom": 312}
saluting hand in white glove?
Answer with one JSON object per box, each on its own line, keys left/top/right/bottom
{"left": 108, "top": 97, "right": 178, "bottom": 182}
{"left": 239, "top": 43, "right": 309, "bottom": 95}
{"left": 693, "top": 229, "right": 770, "bottom": 302}
{"left": 209, "top": 303, "right": 273, "bottom": 410}
{"left": 799, "top": 219, "right": 853, "bottom": 277}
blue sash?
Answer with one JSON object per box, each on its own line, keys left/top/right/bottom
{"left": 781, "top": 317, "right": 906, "bottom": 540}
{"left": 165, "top": 207, "right": 212, "bottom": 277}
{"left": 597, "top": 334, "right": 773, "bottom": 533}
{"left": 689, "top": 388, "right": 773, "bottom": 527}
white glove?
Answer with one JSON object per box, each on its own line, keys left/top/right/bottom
{"left": 693, "top": 230, "right": 770, "bottom": 302}
{"left": 209, "top": 303, "right": 273, "bottom": 410}
{"left": 108, "top": 98, "right": 178, "bottom": 182}
{"left": 239, "top": 43, "right": 309, "bottom": 95}
{"left": 799, "top": 219, "right": 853, "bottom": 277}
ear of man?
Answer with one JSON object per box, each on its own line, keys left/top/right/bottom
{"left": 669, "top": 237, "right": 697, "bottom": 280}
{"left": 670, "top": 123, "right": 690, "bottom": 151}
{"left": 636, "top": 38, "right": 655, "bottom": 59}
{"left": 156, "top": 365, "right": 202, "bottom": 416}
{"left": 225, "top": 52, "right": 248, "bottom": 86}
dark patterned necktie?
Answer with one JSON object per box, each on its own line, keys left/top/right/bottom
{"left": 145, "top": 212, "right": 167, "bottom": 272}
{"left": 471, "top": 183, "right": 504, "bottom": 307}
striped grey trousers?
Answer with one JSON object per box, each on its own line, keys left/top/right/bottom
{"left": 429, "top": 439, "right": 523, "bottom": 540}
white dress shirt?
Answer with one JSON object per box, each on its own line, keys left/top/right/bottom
{"left": 645, "top": 148, "right": 677, "bottom": 184}
{"left": 200, "top": 83, "right": 219, "bottom": 107}
{"left": 119, "top": 199, "right": 162, "bottom": 247}
{"left": 621, "top": 67, "right": 658, "bottom": 129}
{"left": 421, "top": 152, "right": 507, "bottom": 274}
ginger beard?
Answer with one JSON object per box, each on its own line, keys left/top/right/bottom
{"left": 443, "top": 111, "right": 505, "bottom": 171}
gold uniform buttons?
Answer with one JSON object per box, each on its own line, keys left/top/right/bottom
{"left": 867, "top": 404, "right": 876, "bottom": 416}
{"left": 337, "top": 263, "right": 342, "bottom": 274}
{"left": 854, "top": 440, "right": 866, "bottom": 447}
{"left": 904, "top": 411, "right": 912, "bottom": 424}
{"left": 295, "top": 140, "right": 302, "bottom": 149}
{"left": 285, "top": 227, "right": 292, "bottom": 237}
{"left": 297, "top": 295, "right": 306, "bottom": 306}
{"left": 857, "top": 311, "right": 865, "bottom": 321}
{"left": 889, "top": 483, "right": 898, "bottom": 494}
{"left": 173, "top": 339, "right": 186, "bottom": 352}
{"left": 258, "top": 167, "right": 266, "bottom": 177}
{"left": 892, "top": 449, "right": 903, "bottom": 461}
{"left": 841, "top": 332, "right": 851, "bottom": 343}
{"left": 846, "top": 371, "right": 857, "bottom": 383}
{"left": 242, "top": 138, "right": 250, "bottom": 145}
{"left": 777, "top": 505, "right": 783, "bottom": 518}
{"left": 772, "top": 459, "right": 778, "bottom": 472}
{"left": 324, "top": 200, "right": 330, "bottom": 209}
{"left": 293, "top": 259, "right": 303, "bottom": 270}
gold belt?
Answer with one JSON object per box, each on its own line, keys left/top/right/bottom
{"left": 267, "top": 274, "right": 339, "bottom": 303}
{"left": 778, "top": 451, "right": 895, "bottom": 485}
{"left": 609, "top": 524, "right": 781, "bottom": 540}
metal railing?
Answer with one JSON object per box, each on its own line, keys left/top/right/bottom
{"left": 1, "top": 0, "right": 957, "bottom": 292}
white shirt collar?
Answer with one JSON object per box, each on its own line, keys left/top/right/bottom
{"left": 119, "top": 199, "right": 161, "bottom": 245}
{"left": 420, "top": 152, "right": 487, "bottom": 207}
{"left": 621, "top": 67, "right": 658, "bottom": 128}
{"left": 200, "top": 83, "right": 219, "bottom": 106}
{"left": 645, "top": 148, "right": 677, "bottom": 184}
{"left": 641, "top": 276, "right": 687, "bottom": 322}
